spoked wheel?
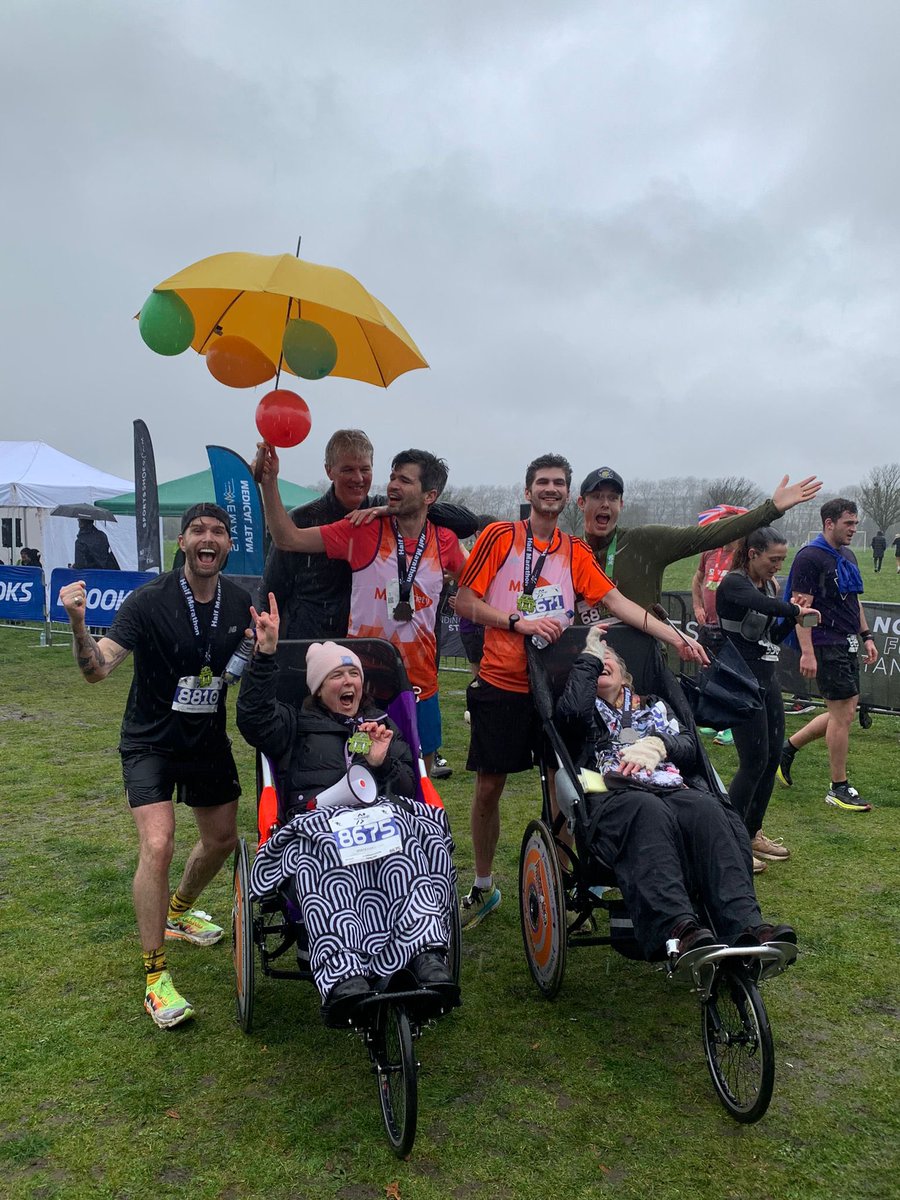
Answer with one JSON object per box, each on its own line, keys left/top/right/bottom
{"left": 372, "top": 1002, "right": 418, "bottom": 1157}
{"left": 447, "top": 885, "right": 462, "bottom": 987}
{"left": 702, "top": 966, "right": 775, "bottom": 1123}
{"left": 231, "top": 839, "right": 255, "bottom": 1034}
{"left": 519, "top": 819, "right": 567, "bottom": 998}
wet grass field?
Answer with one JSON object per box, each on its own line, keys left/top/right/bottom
{"left": 1, "top": 550, "right": 898, "bottom": 1199}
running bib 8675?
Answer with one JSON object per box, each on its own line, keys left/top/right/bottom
{"left": 329, "top": 804, "right": 402, "bottom": 865}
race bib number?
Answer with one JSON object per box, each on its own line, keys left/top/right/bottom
{"left": 329, "top": 804, "right": 402, "bottom": 865}
{"left": 171, "top": 675, "right": 223, "bottom": 714}
{"left": 531, "top": 584, "right": 565, "bottom": 616}
{"left": 575, "top": 597, "right": 608, "bottom": 626}
{"left": 760, "top": 638, "right": 780, "bottom": 663}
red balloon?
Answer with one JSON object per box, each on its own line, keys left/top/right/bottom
{"left": 255, "top": 390, "right": 312, "bottom": 448}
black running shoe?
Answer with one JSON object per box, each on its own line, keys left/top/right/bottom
{"left": 777, "top": 742, "right": 795, "bottom": 788}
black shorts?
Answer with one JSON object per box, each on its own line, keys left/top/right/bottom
{"left": 814, "top": 643, "right": 860, "bottom": 702}
{"left": 465, "top": 678, "right": 541, "bottom": 775}
{"left": 121, "top": 748, "right": 242, "bottom": 809}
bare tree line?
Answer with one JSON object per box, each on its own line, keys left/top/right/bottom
{"left": 309, "top": 463, "right": 900, "bottom": 539}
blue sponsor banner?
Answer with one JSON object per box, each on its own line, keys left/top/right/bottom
{"left": 49, "top": 569, "right": 154, "bottom": 628}
{"left": 206, "top": 444, "right": 266, "bottom": 576}
{"left": 0, "top": 566, "right": 46, "bottom": 622}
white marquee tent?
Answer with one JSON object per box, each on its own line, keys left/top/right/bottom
{"left": 0, "top": 441, "right": 154, "bottom": 579}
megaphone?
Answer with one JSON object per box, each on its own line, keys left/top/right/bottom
{"left": 314, "top": 764, "right": 378, "bottom": 809}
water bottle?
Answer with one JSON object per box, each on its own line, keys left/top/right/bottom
{"left": 531, "top": 610, "right": 574, "bottom": 650}
{"left": 224, "top": 631, "right": 256, "bottom": 684}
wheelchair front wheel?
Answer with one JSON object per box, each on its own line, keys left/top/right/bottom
{"left": 372, "top": 1002, "right": 418, "bottom": 1157}
{"left": 702, "top": 966, "right": 774, "bottom": 1123}
{"left": 519, "top": 819, "right": 567, "bottom": 998}
{"left": 231, "top": 839, "right": 255, "bottom": 1034}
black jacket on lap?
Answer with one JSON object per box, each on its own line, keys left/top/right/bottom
{"left": 555, "top": 653, "right": 698, "bottom": 776}
{"left": 236, "top": 652, "right": 417, "bottom": 821}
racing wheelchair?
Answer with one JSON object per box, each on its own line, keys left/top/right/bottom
{"left": 231, "top": 638, "right": 461, "bottom": 1156}
{"left": 518, "top": 624, "right": 797, "bottom": 1123}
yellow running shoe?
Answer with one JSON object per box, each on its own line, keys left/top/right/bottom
{"left": 165, "top": 909, "right": 223, "bottom": 945}
{"left": 144, "top": 971, "right": 195, "bottom": 1029}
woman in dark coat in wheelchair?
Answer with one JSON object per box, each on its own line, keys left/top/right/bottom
{"left": 556, "top": 627, "right": 796, "bottom": 963}
{"left": 236, "top": 597, "right": 457, "bottom": 1023}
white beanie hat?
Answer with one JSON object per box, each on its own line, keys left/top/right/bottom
{"left": 306, "top": 641, "right": 363, "bottom": 696}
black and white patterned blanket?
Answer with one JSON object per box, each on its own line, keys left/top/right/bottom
{"left": 250, "top": 801, "right": 456, "bottom": 999}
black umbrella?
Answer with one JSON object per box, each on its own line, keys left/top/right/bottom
{"left": 50, "top": 504, "right": 118, "bottom": 522}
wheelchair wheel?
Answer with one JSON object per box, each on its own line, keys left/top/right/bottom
{"left": 231, "top": 839, "right": 255, "bottom": 1034}
{"left": 447, "top": 885, "right": 462, "bottom": 987}
{"left": 519, "top": 819, "right": 567, "bottom": 998}
{"left": 702, "top": 966, "right": 774, "bottom": 1123}
{"left": 373, "top": 1002, "right": 418, "bottom": 1157}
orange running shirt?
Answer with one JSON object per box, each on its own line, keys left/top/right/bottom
{"left": 458, "top": 521, "right": 614, "bottom": 693}
{"left": 320, "top": 517, "right": 464, "bottom": 700}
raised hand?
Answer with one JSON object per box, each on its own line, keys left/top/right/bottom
{"left": 772, "top": 475, "right": 823, "bottom": 513}
{"left": 250, "top": 593, "right": 280, "bottom": 654}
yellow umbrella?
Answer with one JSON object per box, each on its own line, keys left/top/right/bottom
{"left": 149, "top": 251, "right": 428, "bottom": 387}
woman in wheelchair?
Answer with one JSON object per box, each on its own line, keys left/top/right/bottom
{"left": 236, "top": 598, "right": 457, "bottom": 1024}
{"left": 556, "top": 627, "right": 796, "bottom": 964}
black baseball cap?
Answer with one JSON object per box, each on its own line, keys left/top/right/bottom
{"left": 579, "top": 467, "right": 624, "bottom": 497}
{"left": 180, "top": 502, "right": 231, "bottom": 533}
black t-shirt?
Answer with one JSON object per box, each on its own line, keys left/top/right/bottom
{"left": 108, "top": 571, "right": 251, "bottom": 755}
{"left": 789, "top": 544, "right": 861, "bottom": 646}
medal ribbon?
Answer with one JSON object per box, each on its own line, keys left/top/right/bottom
{"left": 603, "top": 530, "right": 618, "bottom": 578}
{"left": 392, "top": 518, "right": 429, "bottom": 605}
{"left": 523, "top": 521, "right": 559, "bottom": 596}
{"left": 178, "top": 571, "right": 221, "bottom": 667}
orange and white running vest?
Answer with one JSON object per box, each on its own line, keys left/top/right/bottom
{"left": 348, "top": 518, "right": 446, "bottom": 700}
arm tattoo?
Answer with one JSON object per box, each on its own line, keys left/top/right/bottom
{"left": 72, "top": 631, "right": 126, "bottom": 679}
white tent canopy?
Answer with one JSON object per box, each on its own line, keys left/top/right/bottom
{"left": 0, "top": 441, "right": 152, "bottom": 577}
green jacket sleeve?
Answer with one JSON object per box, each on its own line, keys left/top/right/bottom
{"left": 636, "top": 498, "right": 782, "bottom": 566}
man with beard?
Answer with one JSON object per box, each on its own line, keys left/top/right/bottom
{"left": 575, "top": 468, "right": 823, "bottom": 618}
{"left": 453, "top": 455, "right": 707, "bottom": 928}
{"left": 261, "top": 428, "right": 477, "bottom": 640}
{"left": 259, "top": 446, "right": 466, "bottom": 773}
{"left": 59, "top": 503, "right": 252, "bottom": 1029}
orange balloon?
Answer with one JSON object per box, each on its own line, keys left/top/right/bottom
{"left": 206, "top": 336, "right": 276, "bottom": 388}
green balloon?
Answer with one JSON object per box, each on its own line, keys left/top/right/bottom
{"left": 139, "top": 290, "right": 195, "bottom": 356}
{"left": 282, "top": 318, "right": 338, "bottom": 380}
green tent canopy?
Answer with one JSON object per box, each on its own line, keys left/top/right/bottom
{"left": 97, "top": 469, "right": 319, "bottom": 518}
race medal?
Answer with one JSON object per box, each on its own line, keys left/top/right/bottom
{"left": 198, "top": 665, "right": 213, "bottom": 688}
{"left": 392, "top": 600, "right": 414, "bottom": 622}
{"left": 347, "top": 731, "right": 373, "bottom": 756}
{"left": 618, "top": 728, "right": 640, "bottom": 745}
{"left": 517, "top": 593, "right": 536, "bottom": 614}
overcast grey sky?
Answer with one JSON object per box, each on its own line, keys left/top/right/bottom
{"left": 2, "top": 0, "right": 898, "bottom": 497}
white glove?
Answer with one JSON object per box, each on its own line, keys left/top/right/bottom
{"left": 584, "top": 626, "right": 608, "bottom": 662}
{"left": 619, "top": 736, "right": 666, "bottom": 772}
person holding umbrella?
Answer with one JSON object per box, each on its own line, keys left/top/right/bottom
{"left": 73, "top": 518, "right": 120, "bottom": 570}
